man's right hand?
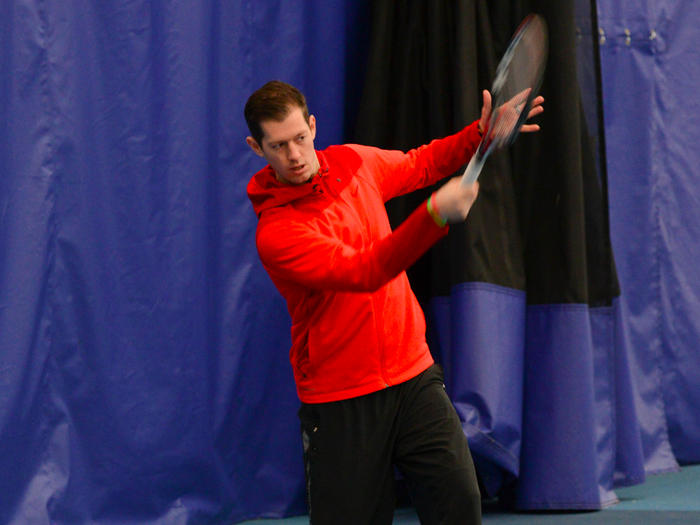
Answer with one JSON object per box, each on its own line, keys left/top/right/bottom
{"left": 433, "top": 177, "right": 479, "bottom": 224}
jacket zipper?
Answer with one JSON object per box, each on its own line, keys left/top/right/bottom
{"left": 333, "top": 182, "right": 390, "bottom": 389}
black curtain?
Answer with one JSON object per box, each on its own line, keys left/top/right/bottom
{"left": 350, "top": 0, "right": 638, "bottom": 509}
{"left": 352, "top": 0, "right": 618, "bottom": 307}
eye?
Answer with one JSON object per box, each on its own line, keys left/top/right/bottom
{"left": 296, "top": 136, "right": 305, "bottom": 143}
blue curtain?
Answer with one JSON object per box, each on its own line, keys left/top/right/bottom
{"left": 1, "top": 0, "right": 699, "bottom": 523}
{"left": 0, "top": 1, "right": 365, "bottom": 523}
{"left": 599, "top": 0, "right": 700, "bottom": 468}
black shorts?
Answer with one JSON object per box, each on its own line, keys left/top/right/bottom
{"left": 298, "top": 363, "right": 482, "bottom": 524}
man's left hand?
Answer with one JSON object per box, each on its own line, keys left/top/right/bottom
{"left": 478, "top": 90, "right": 545, "bottom": 134}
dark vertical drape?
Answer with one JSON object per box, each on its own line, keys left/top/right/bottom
{"left": 352, "top": 0, "right": 645, "bottom": 509}
{"left": 353, "top": 0, "right": 617, "bottom": 306}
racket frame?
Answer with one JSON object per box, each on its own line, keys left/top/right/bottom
{"left": 461, "top": 14, "right": 548, "bottom": 187}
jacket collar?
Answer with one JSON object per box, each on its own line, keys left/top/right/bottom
{"left": 247, "top": 145, "right": 363, "bottom": 218}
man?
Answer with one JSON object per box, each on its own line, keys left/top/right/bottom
{"left": 245, "top": 80, "right": 543, "bottom": 524}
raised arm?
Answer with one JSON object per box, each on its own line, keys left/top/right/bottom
{"left": 257, "top": 199, "right": 460, "bottom": 293}
{"left": 350, "top": 120, "right": 483, "bottom": 203}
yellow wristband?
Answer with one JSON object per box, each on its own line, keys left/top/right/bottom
{"left": 427, "top": 194, "right": 447, "bottom": 228}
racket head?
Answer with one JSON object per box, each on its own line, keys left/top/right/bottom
{"left": 479, "top": 14, "right": 549, "bottom": 156}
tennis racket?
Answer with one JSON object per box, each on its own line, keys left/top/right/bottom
{"left": 460, "top": 14, "right": 548, "bottom": 186}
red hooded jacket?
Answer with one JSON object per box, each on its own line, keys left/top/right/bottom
{"left": 247, "top": 121, "right": 482, "bottom": 403}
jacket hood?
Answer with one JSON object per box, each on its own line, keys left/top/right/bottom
{"left": 247, "top": 146, "right": 363, "bottom": 218}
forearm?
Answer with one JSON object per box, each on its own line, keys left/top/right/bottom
{"left": 257, "top": 202, "right": 448, "bottom": 293}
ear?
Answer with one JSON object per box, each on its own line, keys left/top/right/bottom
{"left": 246, "top": 136, "right": 265, "bottom": 157}
{"left": 309, "top": 115, "right": 317, "bottom": 140}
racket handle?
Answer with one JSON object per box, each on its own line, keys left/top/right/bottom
{"left": 460, "top": 153, "right": 484, "bottom": 186}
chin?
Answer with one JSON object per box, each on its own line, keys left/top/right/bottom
{"left": 289, "top": 171, "right": 311, "bottom": 184}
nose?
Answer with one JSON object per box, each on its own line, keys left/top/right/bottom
{"left": 287, "top": 142, "right": 302, "bottom": 162}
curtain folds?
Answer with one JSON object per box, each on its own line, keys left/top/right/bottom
{"left": 0, "top": 1, "right": 363, "bottom": 523}
{"left": 1, "top": 0, "right": 698, "bottom": 523}
{"left": 599, "top": 0, "right": 700, "bottom": 468}
{"left": 352, "top": 0, "right": 649, "bottom": 509}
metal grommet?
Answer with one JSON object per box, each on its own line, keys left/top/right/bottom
{"left": 599, "top": 28, "right": 606, "bottom": 45}
{"left": 625, "top": 28, "right": 631, "bottom": 46}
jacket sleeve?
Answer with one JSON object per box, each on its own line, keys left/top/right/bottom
{"left": 256, "top": 201, "right": 449, "bottom": 292}
{"left": 347, "top": 120, "right": 482, "bottom": 203}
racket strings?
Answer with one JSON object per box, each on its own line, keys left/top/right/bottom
{"left": 486, "top": 18, "right": 547, "bottom": 149}
{"left": 462, "top": 14, "right": 547, "bottom": 186}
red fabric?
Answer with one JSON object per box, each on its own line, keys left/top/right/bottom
{"left": 247, "top": 121, "right": 482, "bottom": 403}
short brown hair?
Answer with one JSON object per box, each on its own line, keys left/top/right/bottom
{"left": 244, "top": 81, "right": 310, "bottom": 147}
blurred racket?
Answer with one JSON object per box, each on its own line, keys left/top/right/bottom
{"left": 461, "top": 14, "right": 548, "bottom": 186}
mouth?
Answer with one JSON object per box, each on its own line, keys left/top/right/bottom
{"left": 289, "top": 164, "right": 306, "bottom": 174}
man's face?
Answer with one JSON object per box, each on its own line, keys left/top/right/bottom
{"left": 247, "top": 106, "right": 320, "bottom": 185}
